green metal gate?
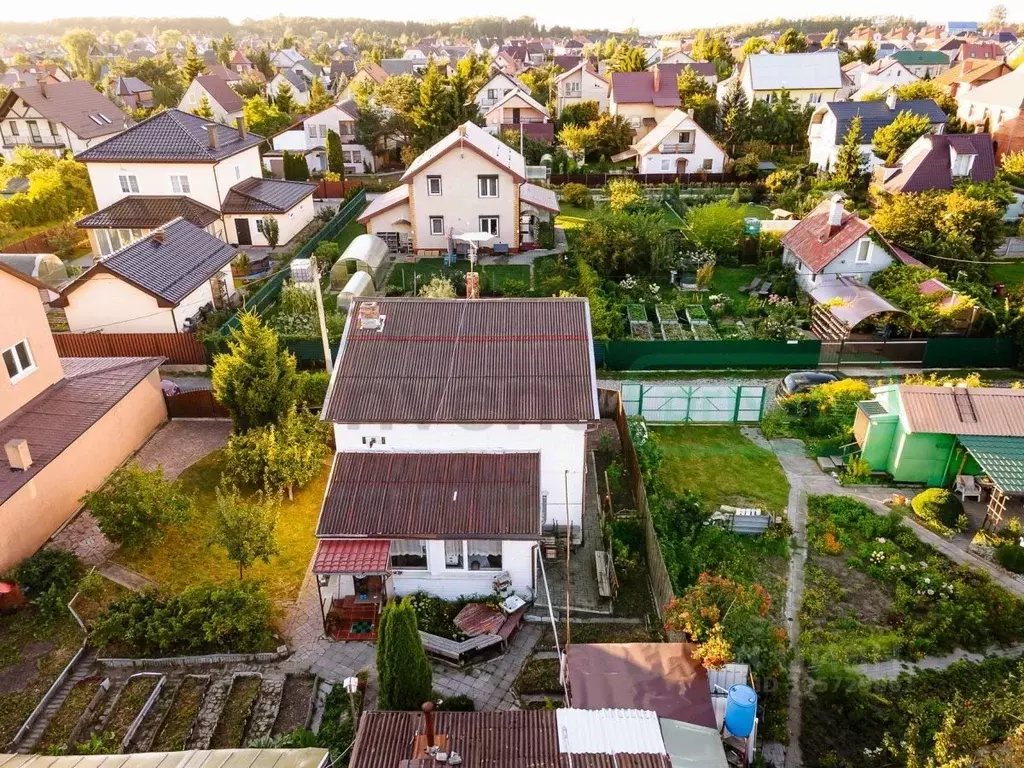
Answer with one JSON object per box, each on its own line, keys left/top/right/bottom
{"left": 621, "top": 384, "right": 767, "bottom": 422}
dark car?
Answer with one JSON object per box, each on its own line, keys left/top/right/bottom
{"left": 775, "top": 371, "right": 838, "bottom": 400}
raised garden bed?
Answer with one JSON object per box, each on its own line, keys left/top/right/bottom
{"left": 515, "top": 659, "right": 563, "bottom": 696}
{"left": 38, "top": 677, "right": 103, "bottom": 751}
{"left": 691, "top": 323, "right": 720, "bottom": 340}
{"left": 271, "top": 674, "right": 315, "bottom": 735}
{"left": 210, "top": 676, "right": 261, "bottom": 748}
{"left": 104, "top": 675, "right": 159, "bottom": 745}
{"left": 660, "top": 321, "right": 687, "bottom": 340}
{"left": 684, "top": 305, "right": 709, "bottom": 326}
{"left": 152, "top": 676, "right": 208, "bottom": 752}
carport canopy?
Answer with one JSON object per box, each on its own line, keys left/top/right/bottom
{"left": 809, "top": 276, "right": 905, "bottom": 329}
{"left": 312, "top": 539, "right": 391, "bottom": 574}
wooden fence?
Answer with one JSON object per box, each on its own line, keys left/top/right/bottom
{"left": 52, "top": 332, "right": 208, "bottom": 365}
{"left": 1, "top": 223, "right": 85, "bottom": 254}
{"left": 164, "top": 389, "right": 230, "bottom": 419}
{"left": 607, "top": 388, "right": 675, "bottom": 619}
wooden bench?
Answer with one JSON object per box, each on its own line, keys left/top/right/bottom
{"left": 595, "top": 551, "right": 613, "bottom": 598}
{"left": 419, "top": 631, "right": 503, "bottom": 664}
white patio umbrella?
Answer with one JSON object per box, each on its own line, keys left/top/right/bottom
{"left": 453, "top": 231, "right": 494, "bottom": 270}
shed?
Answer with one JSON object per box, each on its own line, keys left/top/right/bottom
{"left": 330, "top": 234, "right": 388, "bottom": 290}
{"left": 0, "top": 253, "right": 68, "bottom": 287}
{"left": 337, "top": 270, "right": 374, "bottom": 310}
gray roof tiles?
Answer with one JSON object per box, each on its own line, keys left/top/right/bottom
{"left": 824, "top": 99, "right": 948, "bottom": 143}
{"left": 221, "top": 177, "right": 316, "bottom": 213}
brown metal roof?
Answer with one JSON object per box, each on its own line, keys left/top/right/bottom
{"left": 898, "top": 385, "right": 1024, "bottom": 436}
{"left": 312, "top": 539, "right": 390, "bottom": 573}
{"left": 221, "top": 177, "right": 316, "bottom": 214}
{"left": 349, "top": 711, "right": 672, "bottom": 768}
{"left": 0, "top": 357, "right": 163, "bottom": 503}
{"left": 323, "top": 298, "right": 598, "bottom": 424}
{"left": 0, "top": 81, "right": 130, "bottom": 140}
{"left": 567, "top": 643, "right": 718, "bottom": 729}
{"left": 316, "top": 452, "right": 540, "bottom": 539}
{"left": 76, "top": 196, "right": 222, "bottom": 229}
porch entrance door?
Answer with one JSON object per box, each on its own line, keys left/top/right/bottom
{"left": 512, "top": 107, "right": 521, "bottom": 124}
{"left": 353, "top": 575, "right": 383, "bottom": 602}
{"left": 235, "top": 218, "right": 252, "bottom": 246}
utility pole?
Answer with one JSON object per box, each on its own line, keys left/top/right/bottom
{"left": 311, "top": 255, "right": 333, "bottom": 370}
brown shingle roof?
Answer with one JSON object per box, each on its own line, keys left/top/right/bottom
{"left": 316, "top": 452, "right": 540, "bottom": 538}
{"left": 0, "top": 80, "right": 131, "bottom": 140}
{"left": 76, "top": 196, "right": 222, "bottom": 229}
{"left": 221, "top": 177, "right": 316, "bottom": 213}
{"left": 0, "top": 357, "right": 163, "bottom": 503}
{"left": 780, "top": 198, "right": 871, "bottom": 273}
{"left": 882, "top": 133, "right": 996, "bottom": 193}
{"left": 194, "top": 74, "right": 244, "bottom": 113}
{"left": 610, "top": 63, "right": 715, "bottom": 106}
{"left": 897, "top": 385, "right": 1024, "bottom": 436}
{"left": 323, "top": 298, "right": 598, "bottom": 424}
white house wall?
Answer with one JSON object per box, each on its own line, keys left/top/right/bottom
{"left": 179, "top": 80, "right": 242, "bottom": 124}
{"left": 87, "top": 161, "right": 222, "bottom": 210}
{"left": 331, "top": 422, "right": 588, "bottom": 531}
{"left": 63, "top": 273, "right": 176, "bottom": 333}
{"left": 224, "top": 194, "right": 315, "bottom": 247}
{"left": 392, "top": 540, "right": 536, "bottom": 599}
{"left": 785, "top": 238, "right": 893, "bottom": 292}
{"left": 213, "top": 146, "right": 264, "bottom": 204}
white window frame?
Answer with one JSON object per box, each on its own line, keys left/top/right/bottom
{"left": 8, "top": 120, "right": 18, "bottom": 136}
{"left": 119, "top": 174, "right": 139, "bottom": 194}
{"left": 170, "top": 174, "right": 190, "bottom": 194}
{"left": 390, "top": 539, "right": 428, "bottom": 570}
{"left": 855, "top": 238, "right": 871, "bottom": 264}
{"left": 660, "top": 159, "right": 670, "bottom": 171}
{"left": 702, "top": 158, "right": 714, "bottom": 170}
{"left": 478, "top": 175, "right": 499, "bottom": 198}
{"left": 318, "top": 124, "right": 328, "bottom": 138}
{"left": 427, "top": 175, "right": 442, "bottom": 195}
{"left": 678, "top": 130, "right": 693, "bottom": 144}
{"left": 429, "top": 216, "right": 445, "bottom": 236}
{"left": 3, "top": 339, "right": 36, "bottom": 384}
{"left": 479, "top": 216, "right": 499, "bottom": 236}
{"left": 307, "top": 125, "right": 317, "bottom": 139}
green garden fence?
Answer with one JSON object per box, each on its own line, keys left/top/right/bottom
{"left": 597, "top": 339, "right": 822, "bottom": 371}
{"left": 921, "top": 337, "right": 1016, "bottom": 369}
{"left": 621, "top": 383, "right": 768, "bottom": 422}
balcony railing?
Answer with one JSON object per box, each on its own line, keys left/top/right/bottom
{"left": 660, "top": 143, "right": 695, "bottom": 154}
{"left": 1, "top": 134, "right": 66, "bottom": 149}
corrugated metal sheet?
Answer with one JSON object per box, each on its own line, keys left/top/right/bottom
{"left": 316, "top": 452, "right": 540, "bottom": 538}
{"left": 899, "top": 385, "right": 1024, "bottom": 436}
{"left": 312, "top": 539, "right": 391, "bottom": 573}
{"left": 0, "top": 750, "right": 329, "bottom": 768}
{"left": 556, "top": 709, "right": 667, "bottom": 756}
{"left": 323, "top": 298, "right": 598, "bottom": 424}
{"left": 957, "top": 435, "right": 1024, "bottom": 493}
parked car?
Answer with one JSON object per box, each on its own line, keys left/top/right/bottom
{"left": 775, "top": 372, "right": 838, "bottom": 401}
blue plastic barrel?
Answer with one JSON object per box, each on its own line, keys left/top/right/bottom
{"left": 724, "top": 684, "right": 757, "bottom": 738}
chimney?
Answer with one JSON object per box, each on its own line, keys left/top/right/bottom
{"left": 826, "top": 194, "right": 844, "bottom": 239}
{"left": 152, "top": 229, "right": 165, "bottom": 244}
{"left": 39, "top": 80, "right": 47, "bottom": 99}
{"left": 206, "top": 124, "right": 219, "bottom": 150}
{"left": 421, "top": 702, "right": 435, "bottom": 748}
{"left": 653, "top": 66, "right": 660, "bottom": 93}
{"left": 357, "top": 301, "right": 382, "bottom": 330}
{"left": 465, "top": 271, "right": 480, "bottom": 299}
{"left": 687, "top": 108, "right": 694, "bottom": 119}
{"left": 5, "top": 439, "right": 32, "bottom": 471}
{"left": 236, "top": 117, "right": 247, "bottom": 140}
{"left": 885, "top": 90, "right": 898, "bottom": 110}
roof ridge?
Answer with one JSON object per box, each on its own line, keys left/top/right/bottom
{"left": 166, "top": 109, "right": 216, "bottom": 160}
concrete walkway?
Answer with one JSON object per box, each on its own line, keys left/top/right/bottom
{"left": 853, "top": 643, "right": 1024, "bottom": 681}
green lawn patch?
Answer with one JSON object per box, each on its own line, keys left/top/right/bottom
{"left": 555, "top": 204, "right": 598, "bottom": 230}
{"left": 735, "top": 203, "right": 771, "bottom": 219}
{"left": 333, "top": 220, "right": 366, "bottom": 253}
{"left": 653, "top": 424, "right": 790, "bottom": 512}
{"left": 113, "top": 451, "right": 326, "bottom": 610}
{"left": 711, "top": 266, "right": 759, "bottom": 307}
{"left": 386, "top": 258, "right": 531, "bottom": 295}
{"left": 989, "top": 261, "right": 1024, "bottom": 290}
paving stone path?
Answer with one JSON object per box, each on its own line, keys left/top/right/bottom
{"left": 853, "top": 643, "right": 1024, "bottom": 681}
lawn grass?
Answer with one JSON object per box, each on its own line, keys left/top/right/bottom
{"left": 736, "top": 203, "right": 772, "bottom": 219}
{"left": 654, "top": 424, "right": 790, "bottom": 512}
{"left": 554, "top": 204, "right": 598, "bottom": 230}
{"left": 113, "top": 451, "right": 326, "bottom": 610}
{"left": 333, "top": 220, "right": 366, "bottom": 253}
{"left": 386, "top": 258, "right": 531, "bottom": 295}
{"left": 711, "top": 265, "right": 759, "bottom": 306}
{"left": 989, "top": 261, "right": 1024, "bottom": 290}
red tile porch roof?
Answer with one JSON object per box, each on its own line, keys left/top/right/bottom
{"left": 312, "top": 538, "right": 391, "bottom": 573}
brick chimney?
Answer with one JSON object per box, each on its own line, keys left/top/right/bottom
{"left": 422, "top": 702, "right": 435, "bottom": 748}
{"left": 152, "top": 229, "right": 165, "bottom": 244}
{"left": 39, "top": 80, "right": 47, "bottom": 99}
{"left": 653, "top": 66, "right": 660, "bottom": 93}
{"left": 237, "top": 117, "right": 247, "bottom": 140}
{"left": 206, "top": 124, "right": 219, "bottom": 150}
{"left": 5, "top": 439, "right": 32, "bottom": 471}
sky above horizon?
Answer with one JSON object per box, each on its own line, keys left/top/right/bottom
{"left": 0, "top": 1, "right": 1008, "bottom": 32}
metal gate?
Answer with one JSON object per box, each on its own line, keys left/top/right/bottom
{"left": 621, "top": 384, "right": 767, "bottom": 423}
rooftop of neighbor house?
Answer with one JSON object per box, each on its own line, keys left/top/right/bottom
{"left": 322, "top": 298, "right": 599, "bottom": 424}
{"left": 57, "top": 218, "right": 235, "bottom": 307}
{"left": 0, "top": 356, "right": 163, "bottom": 504}
{"left": 744, "top": 50, "right": 843, "bottom": 90}
{"left": 316, "top": 452, "right": 541, "bottom": 539}
{"left": 781, "top": 197, "right": 872, "bottom": 273}
{"left": 610, "top": 63, "right": 716, "bottom": 106}
{"left": 115, "top": 75, "right": 153, "bottom": 94}
{"left": 348, "top": 710, "right": 674, "bottom": 768}
{"left": 934, "top": 58, "right": 1009, "bottom": 85}
{"left": 0, "top": 750, "right": 330, "bottom": 768}
{"left": 890, "top": 50, "right": 951, "bottom": 64}
{"left": 893, "top": 385, "right": 1024, "bottom": 436}
{"left": 0, "top": 80, "right": 132, "bottom": 139}
{"left": 401, "top": 121, "right": 526, "bottom": 182}
{"left": 76, "top": 196, "right": 222, "bottom": 230}
{"left": 221, "top": 177, "right": 317, "bottom": 214}
{"left": 959, "top": 64, "right": 1024, "bottom": 108}
{"left": 819, "top": 99, "right": 947, "bottom": 142}
{"left": 882, "top": 132, "right": 996, "bottom": 193}
{"left": 193, "top": 74, "right": 244, "bottom": 112}
{"left": 75, "top": 108, "right": 264, "bottom": 163}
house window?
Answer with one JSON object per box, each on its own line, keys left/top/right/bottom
{"left": 235, "top": 165, "right": 241, "bottom": 180}
{"left": 429, "top": 216, "right": 445, "bottom": 236}
{"left": 8, "top": 120, "right": 18, "bottom": 136}
{"left": 702, "top": 158, "right": 714, "bottom": 170}
{"left": 319, "top": 125, "right": 328, "bottom": 138}
{"left": 427, "top": 175, "right": 442, "bottom": 195}
{"left": 808, "top": 93, "right": 822, "bottom": 104}
{"left": 444, "top": 540, "right": 465, "bottom": 569}
{"left": 47, "top": 120, "right": 58, "bottom": 135}
{"left": 764, "top": 93, "right": 776, "bottom": 104}
{"left": 678, "top": 130, "right": 693, "bottom": 144}
{"left": 390, "top": 539, "right": 427, "bottom": 569}
{"left": 188, "top": 92, "right": 197, "bottom": 105}
{"left": 478, "top": 175, "right": 498, "bottom": 197}
{"left": 952, "top": 152, "right": 974, "bottom": 177}
{"left": 308, "top": 125, "right": 317, "bottom": 138}
{"left": 541, "top": 492, "right": 548, "bottom": 525}
{"left": 467, "top": 540, "right": 502, "bottom": 570}
{"left": 256, "top": 219, "right": 265, "bottom": 233}
{"left": 170, "top": 175, "right": 190, "bottom": 194}
{"left": 855, "top": 238, "right": 871, "bottom": 264}
{"left": 118, "top": 174, "right": 139, "bottom": 194}
{"left": 660, "top": 159, "right": 670, "bottom": 171}
{"left": 487, "top": 88, "right": 497, "bottom": 100}
{"left": 479, "top": 216, "right": 499, "bottom": 236}
{"left": 3, "top": 339, "right": 36, "bottom": 384}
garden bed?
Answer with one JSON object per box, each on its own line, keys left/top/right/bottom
{"left": 271, "top": 674, "right": 315, "bottom": 735}
{"left": 514, "top": 659, "right": 563, "bottom": 695}
{"left": 385, "top": 259, "right": 530, "bottom": 297}
{"left": 38, "top": 676, "right": 104, "bottom": 751}
{"left": 152, "top": 676, "right": 207, "bottom": 752}
{"left": 104, "top": 675, "right": 159, "bottom": 745}
{"left": 210, "top": 675, "right": 261, "bottom": 748}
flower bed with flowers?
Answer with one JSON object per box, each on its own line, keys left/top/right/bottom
{"left": 803, "top": 495, "right": 1024, "bottom": 664}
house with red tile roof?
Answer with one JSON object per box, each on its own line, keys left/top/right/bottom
{"left": 0, "top": 262, "right": 166, "bottom": 569}
{"left": 781, "top": 195, "right": 895, "bottom": 292}
{"left": 312, "top": 296, "right": 598, "bottom": 638}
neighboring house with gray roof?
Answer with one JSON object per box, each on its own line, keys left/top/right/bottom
{"left": 75, "top": 109, "right": 316, "bottom": 252}
{"left": 808, "top": 94, "right": 947, "bottom": 171}
{"left": 263, "top": 102, "right": 376, "bottom": 176}
{"left": 178, "top": 75, "right": 245, "bottom": 124}
{"left": 268, "top": 70, "right": 311, "bottom": 106}
{"left": 0, "top": 80, "right": 132, "bottom": 161}
{"left": 55, "top": 218, "right": 238, "bottom": 334}
{"left": 114, "top": 76, "right": 155, "bottom": 110}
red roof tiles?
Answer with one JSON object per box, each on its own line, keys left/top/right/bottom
{"left": 312, "top": 539, "right": 390, "bottom": 573}
{"left": 780, "top": 198, "right": 871, "bottom": 273}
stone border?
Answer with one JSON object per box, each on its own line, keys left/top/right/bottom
{"left": 98, "top": 672, "right": 163, "bottom": 733}
{"left": 68, "top": 678, "right": 111, "bottom": 748}
{"left": 121, "top": 674, "right": 167, "bottom": 751}
{"left": 9, "top": 644, "right": 88, "bottom": 750}
{"left": 98, "top": 646, "right": 289, "bottom": 668}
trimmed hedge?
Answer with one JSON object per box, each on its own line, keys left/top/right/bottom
{"left": 911, "top": 488, "right": 963, "bottom": 529}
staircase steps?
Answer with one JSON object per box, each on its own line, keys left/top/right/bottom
{"left": 244, "top": 676, "right": 286, "bottom": 744}
{"left": 17, "top": 648, "right": 97, "bottom": 753}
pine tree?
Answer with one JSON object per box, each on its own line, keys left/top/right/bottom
{"left": 191, "top": 95, "right": 215, "bottom": 119}
{"left": 274, "top": 81, "right": 297, "bottom": 115}
{"left": 719, "top": 81, "right": 749, "bottom": 146}
{"left": 218, "top": 34, "right": 235, "bottom": 66}
{"left": 412, "top": 63, "right": 454, "bottom": 151}
{"left": 307, "top": 77, "right": 333, "bottom": 113}
{"left": 832, "top": 115, "right": 866, "bottom": 190}
{"left": 377, "top": 597, "right": 433, "bottom": 711}
{"left": 181, "top": 41, "right": 206, "bottom": 85}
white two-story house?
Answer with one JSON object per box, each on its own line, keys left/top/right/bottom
{"left": 736, "top": 51, "right": 843, "bottom": 107}
{"left": 473, "top": 72, "right": 529, "bottom": 112}
{"left": 553, "top": 61, "right": 610, "bottom": 117}
{"left": 357, "top": 121, "right": 559, "bottom": 253}
{"left": 178, "top": 75, "right": 245, "bottom": 124}
{"left": 263, "top": 102, "right": 376, "bottom": 176}
{"left": 624, "top": 108, "right": 729, "bottom": 174}
{"left": 311, "top": 297, "right": 599, "bottom": 636}
{"left": 75, "top": 109, "right": 316, "bottom": 253}
{"left": 781, "top": 195, "right": 894, "bottom": 292}
{"left": 0, "top": 80, "right": 131, "bottom": 161}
